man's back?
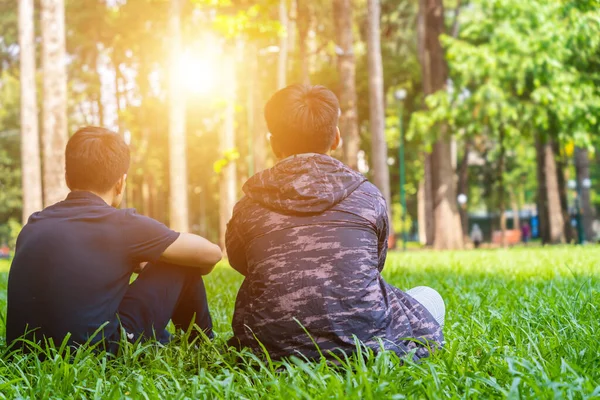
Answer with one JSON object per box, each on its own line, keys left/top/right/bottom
{"left": 7, "top": 191, "right": 178, "bottom": 347}
{"left": 226, "top": 154, "right": 443, "bottom": 359}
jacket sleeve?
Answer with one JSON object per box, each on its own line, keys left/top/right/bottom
{"left": 225, "top": 205, "right": 248, "bottom": 276}
{"left": 376, "top": 195, "right": 389, "bottom": 272}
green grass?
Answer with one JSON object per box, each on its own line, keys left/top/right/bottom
{"left": 0, "top": 247, "right": 599, "bottom": 399}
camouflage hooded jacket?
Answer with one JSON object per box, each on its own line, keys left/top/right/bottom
{"left": 226, "top": 154, "right": 443, "bottom": 360}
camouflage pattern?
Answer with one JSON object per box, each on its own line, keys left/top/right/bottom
{"left": 226, "top": 154, "right": 444, "bottom": 360}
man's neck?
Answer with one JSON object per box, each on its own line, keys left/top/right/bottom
{"left": 279, "top": 152, "right": 330, "bottom": 162}
{"left": 71, "top": 189, "right": 114, "bottom": 207}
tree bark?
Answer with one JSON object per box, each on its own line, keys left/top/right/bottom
{"left": 431, "top": 136, "right": 463, "bottom": 249}
{"left": 535, "top": 134, "right": 564, "bottom": 244}
{"left": 417, "top": 0, "right": 434, "bottom": 247}
{"left": 19, "top": 0, "right": 44, "bottom": 222}
{"left": 422, "top": 153, "right": 435, "bottom": 245}
{"left": 168, "top": 0, "right": 189, "bottom": 232}
{"left": 252, "top": 52, "right": 268, "bottom": 173}
{"left": 575, "top": 147, "right": 595, "bottom": 241}
{"left": 221, "top": 46, "right": 238, "bottom": 252}
{"left": 498, "top": 125, "right": 507, "bottom": 248}
{"left": 277, "top": 0, "right": 288, "bottom": 89}
{"left": 289, "top": 0, "right": 297, "bottom": 55}
{"left": 553, "top": 142, "right": 574, "bottom": 243}
{"left": 297, "top": 0, "right": 311, "bottom": 84}
{"left": 333, "top": 0, "right": 360, "bottom": 170}
{"left": 41, "top": 0, "right": 69, "bottom": 206}
{"left": 366, "top": 0, "right": 393, "bottom": 219}
{"left": 510, "top": 191, "right": 520, "bottom": 231}
{"left": 457, "top": 141, "right": 470, "bottom": 240}
{"left": 419, "top": 0, "right": 463, "bottom": 249}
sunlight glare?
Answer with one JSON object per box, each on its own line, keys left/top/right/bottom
{"left": 175, "top": 40, "right": 222, "bottom": 97}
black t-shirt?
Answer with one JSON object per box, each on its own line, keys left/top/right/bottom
{"left": 6, "top": 191, "right": 180, "bottom": 347}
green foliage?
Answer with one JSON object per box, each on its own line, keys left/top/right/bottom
{"left": 410, "top": 0, "right": 600, "bottom": 147}
{"left": 213, "top": 148, "right": 240, "bottom": 174}
{"left": 391, "top": 203, "right": 413, "bottom": 234}
{"left": 0, "top": 69, "right": 21, "bottom": 223}
{"left": 0, "top": 248, "right": 599, "bottom": 397}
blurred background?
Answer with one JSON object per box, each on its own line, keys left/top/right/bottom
{"left": 0, "top": 0, "right": 599, "bottom": 253}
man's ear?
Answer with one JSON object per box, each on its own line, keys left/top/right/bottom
{"left": 115, "top": 174, "right": 127, "bottom": 195}
{"left": 331, "top": 127, "right": 342, "bottom": 152}
{"left": 269, "top": 134, "right": 284, "bottom": 159}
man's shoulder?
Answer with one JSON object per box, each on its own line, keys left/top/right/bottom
{"left": 349, "top": 180, "right": 386, "bottom": 204}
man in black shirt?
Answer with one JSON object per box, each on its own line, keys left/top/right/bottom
{"left": 6, "top": 126, "right": 222, "bottom": 353}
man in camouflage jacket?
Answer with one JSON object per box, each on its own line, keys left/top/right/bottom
{"left": 226, "top": 84, "right": 444, "bottom": 360}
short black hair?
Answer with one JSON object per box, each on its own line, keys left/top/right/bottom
{"left": 264, "top": 84, "right": 340, "bottom": 156}
{"left": 65, "top": 126, "right": 130, "bottom": 193}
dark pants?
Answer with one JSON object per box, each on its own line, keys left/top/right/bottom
{"left": 116, "top": 262, "right": 213, "bottom": 345}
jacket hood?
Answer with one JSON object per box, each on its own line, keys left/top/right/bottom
{"left": 243, "top": 153, "right": 367, "bottom": 215}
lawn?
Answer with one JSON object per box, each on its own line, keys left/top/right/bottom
{"left": 0, "top": 247, "right": 599, "bottom": 399}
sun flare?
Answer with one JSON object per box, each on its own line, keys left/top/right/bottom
{"left": 174, "top": 38, "right": 222, "bottom": 97}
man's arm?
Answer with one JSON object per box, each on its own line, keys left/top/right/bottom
{"left": 226, "top": 224, "right": 248, "bottom": 276}
{"left": 122, "top": 209, "right": 221, "bottom": 275}
{"left": 160, "top": 233, "right": 222, "bottom": 274}
{"left": 376, "top": 195, "right": 389, "bottom": 272}
{"left": 225, "top": 202, "right": 249, "bottom": 276}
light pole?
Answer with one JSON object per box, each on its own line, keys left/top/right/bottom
{"left": 395, "top": 89, "right": 408, "bottom": 251}
{"left": 579, "top": 178, "right": 592, "bottom": 244}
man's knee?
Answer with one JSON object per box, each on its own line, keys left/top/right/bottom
{"left": 406, "top": 286, "right": 446, "bottom": 326}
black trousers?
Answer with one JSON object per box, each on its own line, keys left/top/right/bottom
{"left": 116, "top": 262, "right": 213, "bottom": 344}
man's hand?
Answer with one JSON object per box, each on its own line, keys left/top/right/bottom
{"left": 133, "top": 262, "right": 148, "bottom": 274}
{"left": 159, "top": 233, "right": 222, "bottom": 274}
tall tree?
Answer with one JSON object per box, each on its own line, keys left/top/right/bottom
{"left": 366, "top": 0, "right": 392, "bottom": 216}
{"left": 277, "top": 0, "right": 288, "bottom": 89}
{"left": 536, "top": 136, "right": 564, "bottom": 243}
{"left": 296, "top": 0, "right": 311, "bottom": 84}
{"left": 333, "top": 0, "right": 360, "bottom": 170}
{"left": 416, "top": 2, "right": 435, "bottom": 247}
{"left": 41, "top": 0, "right": 68, "bottom": 206}
{"left": 220, "top": 46, "right": 237, "bottom": 251}
{"left": 19, "top": 0, "right": 43, "bottom": 222}
{"left": 419, "top": 0, "right": 463, "bottom": 249}
{"left": 168, "top": 0, "right": 189, "bottom": 232}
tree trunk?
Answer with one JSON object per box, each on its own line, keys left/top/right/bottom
{"left": 297, "top": 0, "right": 311, "bottom": 84}
{"left": 289, "top": 0, "right": 297, "bottom": 55}
{"left": 420, "top": 153, "right": 435, "bottom": 245}
{"left": 250, "top": 47, "right": 268, "bottom": 173}
{"left": 333, "top": 0, "right": 360, "bottom": 170}
{"left": 431, "top": 136, "right": 463, "bottom": 249}
{"left": 419, "top": 0, "right": 463, "bottom": 249}
{"left": 141, "top": 177, "right": 150, "bottom": 214}
{"left": 113, "top": 58, "right": 130, "bottom": 208}
{"left": 457, "top": 141, "right": 470, "bottom": 241}
{"left": 510, "top": 191, "right": 520, "bottom": 231}
{"left": 221, "top": 47, "right": 238, "bottom": 252}
{"left": 168, "top": 0, "right": 189, "bottom": 232}
{"left": 498, "top": 125, "right": 507, "bottom": 248}
{"left": 535, "top": 134, "right": 564, "bottom": 244}
{"left": 575, "top": 147, "right": 595, "bottom": 241}
{"left": 94, "top": 51, "right": 104, "bottom": 126}
{"left": 366, "top": 0, "right": 393, "bottom": 222}
{"left": 553, "top": 142, "right": 573, "bottom": 243}
{"left": 277, "top": 0, "right": 288, "bottom": 89}
{"left": 19, "top": 0, "right": 44, "bottom": 222}
{"left": 41, "top": 0, "right": 69, "bottom": 206}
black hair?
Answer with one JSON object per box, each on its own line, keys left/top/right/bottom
{"left": 264, "top": 84, "right": 340, "bottom": 156}
{"left": 65, "top": 126, "right": 130, "bottom": 193}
